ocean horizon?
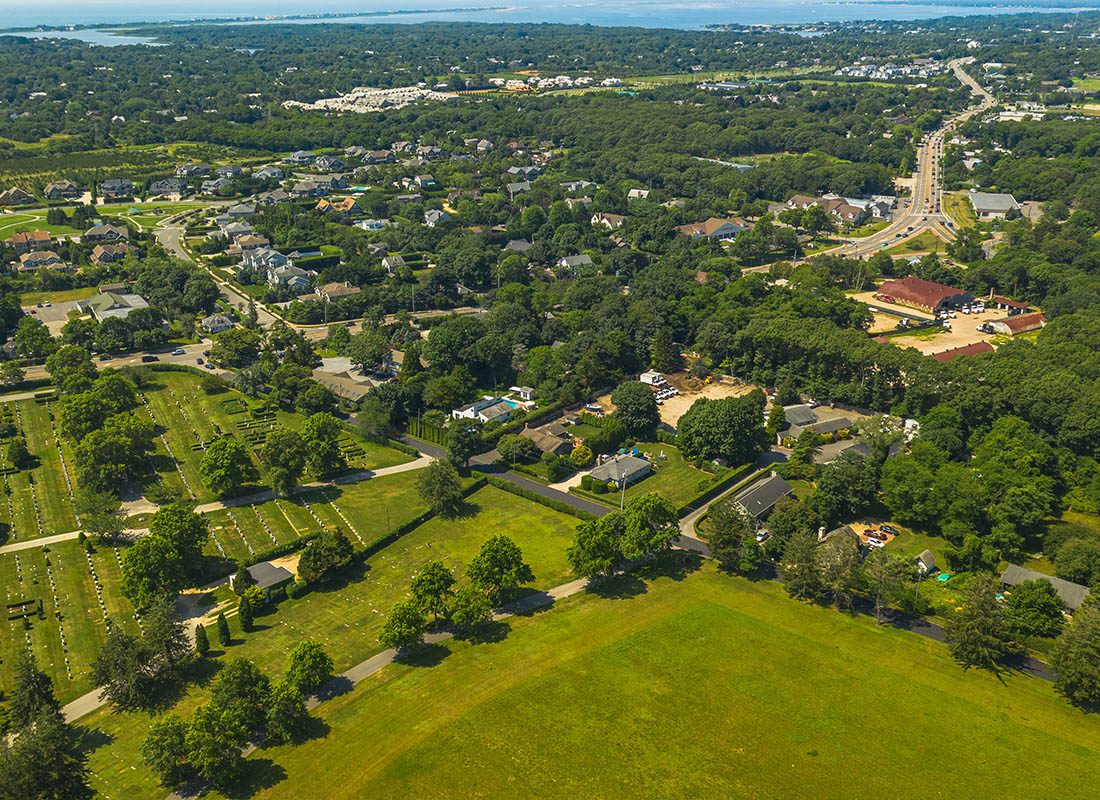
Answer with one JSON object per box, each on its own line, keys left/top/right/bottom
{"left": 2, "top": 0, "right": 1099, "bottom": 40}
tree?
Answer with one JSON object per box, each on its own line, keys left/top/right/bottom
{"left": 570, "top": 444, "right": 594, "bottom": 469}
{"left": 92, "top": 622, "right": 151, "bottom": 710}
{"left": 0, "top": 360, "right": 24, "bottom": 388}
{"left": 75, "top": 487, "right": 124, "bottom": 539}
{"left": 497, "top": 433, "right": 538, "bottom": 464}
{"left": 568, "top": 514, "right": 623, "bottom": 579}
{"left": 468, "top": 535, "right": 534, "bottom": 604}
{"left": 1051, "top": 600, "right": 1100, "bottom": 711}
{"left": 812, "top": 452, "right": 879, "bottom": 527}
{"left": 415, "top": 460, "right": 464, "bottom": 517}
{"left": 447, "top": 421, "right": 483, "bottom": 468}
{"left": 677, "top": 392, "right": 767, "bottom": 465}
{"left": 232, "top": 562, "right": 256, "bottom": 595}
{"left": 788, "top": 429, "right": 820, "bottom": 466}
{"left": 818, "top": 533, "right": 863, "bottom": 610}
{"left": 265, "top": 679, "right": 309, "bottom": 745}
{"left": 862, "top": 549, "right": 907, "bottom": 623}
{"left": 142, "top": 594, "right": 191, "bottom": 678}
{"left": 301, "top": 412, "right": 347, "bottom": 478}
{"left": 238, "top": 595, "right": 254, "bottom": 632}
{"left": 1004, "top": 579, "right": 1065, "bottom": 638}
{"left": 194, "top": 624, "right": 210, "bottom": 658}
{"left": 260, "top": 427, "right": 308, "bottom": 496}
{"left": 707, "top": 499, "right": 760, "bottom": 574}
{"left": 782, "top": 529, "right": 822, "bottom": 601}
{"left": 185, "top": 702, "right": 249, "bottom": 789}
{"left": 1054, "top": 538, "right": 1100, "bottom": 586}
{"left": 297, "top": 528, "right": 354, "bottom": 584}
{"left": 410, "top": 560, "right": 456, "bottom": 622}
{"left": 611, "top": 381, "right": 660, "bottom": 438}
{"left": 216, "top": 612, "right": 231, "bottom": 647}
{"left": 142, "top": 714, "right": 191, "bottom": 787}
{"left": 45, "top": 344, "right": 97, "bottom": 393}
{"left": 451, "top": 585, "right": 493, "bottom": 634}
{"left": 765, "top": 405, "right": 787, "bottom": 440}
{"left": 649, "top": 327, "right": 680, "bottom": 372}
{"left": 944, "top": 575, "right": 1021, "bottom": 670}
{"left": 620, "top": 493, "right": 679, "bottom": 561}
{"left": 209, "top": 326, "right": 262, "bottom": 368}
{"left": 8, "top": 650, "right": 61, "bottom": 730}
{"left": 13, "top": 316, "right": 56, "bottom": 359}
{"left": 199, "top": 436, "right": 258, "bottom": 497}
{"left": 285, "top": 640, "right": 334, "bottom": 693}
{"left": 121, "top": 504, "right": 209, "bottom": 607}
{"left": 379, "top": 599, "right": 427, "bottom": 655}
{"left": 0, "top": 713, "right": 93, "bottom": 800}
{"left": 6, "top": 436, "right": 32, "bottom": 470}
{"left": 211, "top": 658, "right": 271, "bottom": 733}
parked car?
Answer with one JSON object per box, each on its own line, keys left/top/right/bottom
{"left": 140, "top": 355, "right": 159, "bottom": 363}
{"left": 171, "top": 348, "right": 185, "bottom": 355}
{"left": 880, "top": 524, "right": 899, "bottom": 535}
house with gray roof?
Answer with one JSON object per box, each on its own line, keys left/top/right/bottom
{"left": 79, "top": 291, "right": 150, "bottom": 321}
{"left": 733, "top": 475, "right": 793, "bottom": 519}
{"left": 1001, "top": 564, "right": 1090, "bottom": 611}
{"left": 968, "top": 191, "right": 1021, "bottom": 219}
{"left": 590, "top": 454, "right": 652, "bottom": 488}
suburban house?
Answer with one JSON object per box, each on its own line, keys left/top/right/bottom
{"left": 560, "top": 180, "right": 596, "bottom": 193}
{"left": 969, "top": 191, "right": 1021, "bottom": 219}
{"left": 558, "top": 254, "right": 593, "bottom": 272}
{"left": 785, "top": 416, "right": 854, "bottom": 442}
{"left": 675, "top": 217, "right": 748, "bottom": 241}
{"left": 234, "top": 234, "right": 270, "bottom": 252}
{"left": 505, "top": 239, "right": 533, "bottom": 253}
{"left": 90, "top": 243, "right": 136, "bottom": 265}
{"left": 83, "top": 224, "right": 129, "bottom": 243}
{"left": 565, "top": 197, "right": 593, "bottom": 209}
{"left": 365, "top": 150, "right": 396, "bottom": 164}
{"left": 416, "top": 145, "right": 445, "bottom": 160}
{"left": 149, "top": 178, "right": 185, "bottom": 195}
{"left": 424, "top": 209, "right": 450, "bottom": 227}
{"left": 591, "top": 212, "right": 626, "bottom": 230}
{"left": 214, "top": 164, "right": 243, "bottom": 179}
{"left": 100, "top": 178, "right": 133, "bottom": 199}
{"left": 283, "top": 151, "right": 317, "bottom": 165}
{"left": 79, "top": 291, "right": 150, "bottom": 321}
{"left": 589, "top": 454, "right": 652, "bottom": 488}
{"left": 734, "top": 475, "right": 794, "bottom": 519}
{"left": 315, "top": 282, "right": 362, "bottom": 302}
{"left": 452, "top": 396, "right": 520, "bottom": 424}
{"left": 269, "top": 265, "right": 312, "bottom": 292}
{"left": 381, "top": 255, "right": 406, "bottom": 274}
{"left": 226, "top": 203, "right": 255, "bottom": 219}
{"left": 201, "top": 177, "right": 232, "bottom": 195}
{"left": 1001, "top": 564, "right": 1089, "bottom": 611}
{"left": 520, "top": 424, "right": 573, "bottom": 457}
{"left": 0, "top": 187, "right": 34, "bottom": 206}
{"left": 43, "top": 180, "right": 81, "bottom": 199}
{"left": 292, "top": 180, "right": 324, "bottom": 198}
{"left": 17, "top": 251, "right": 65, "bottom": 271}
{"left": 506, "top": 181, "right": 532, "bottom": 200}
{"left": 257, "top": 189, "right": 292, "bottom": 206}
{"left": 5, "top": 230, "right": 51, "bottom": 254}
{"left": 875, "top": 276, "right": 974, "bottom": 313}
{"left": 627, "top": 188, "right": 651, "bottom": 200}
{"left": 988, "top": 312, "right": 1046, "bottom": 336}
{"left": 201, "top": 313, "right": 235, "bottom": 334}
{"left": 254, "top": 165, "right": 285, "bottom": 181}
{"left": 316, "top": 197, "right": 359, "bottom": 214}
{"left": 314, "top": 155, "right": 345, "bottom": 171}
{"left": 175, "top": 162, "right": 211, "bottom": 178}
{"left": 241, "top": 247, "right": 291, "bottom": 274}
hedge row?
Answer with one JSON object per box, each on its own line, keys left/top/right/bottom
{"left": 358, "top": 476, "right": 488, "bottom": 560}
{"left": 245, "top": 531, "right": 321, "bottom": 567}
{"left": 485, "top": 475, "right": 595, "bottom": 521}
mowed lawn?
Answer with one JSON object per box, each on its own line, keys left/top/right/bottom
{"left": 0, "top": 540, "right": 140, "bottom": 704}
{"left": 139, "top": 371, "right": 412, "bottom": 504}
{"left": 222, "top": 564, "right": 1100, "bottom": 800}
{"left": 80, "top": 484, "right": 581, "bottom": 799}
{"left": 624, "top": 442, "right": 725, "bottom": 507}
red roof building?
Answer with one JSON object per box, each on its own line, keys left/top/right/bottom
{"left": 989, "top": 312, "right": 1046, "bottom": 336}
{"left": 932, "top": 341, "right": 995, "bottom": 362}
{"left": 875, "top": 276, "right": 974, "bottom": 312}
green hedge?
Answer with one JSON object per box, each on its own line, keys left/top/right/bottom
{"left": 485, "top": 475, "right": 595, "bottom": 521}
{"left": 246, "top": 532, "right": 321, "bottom": 567}
{"left": 406, "top": 417, "right": 448, "bottom": 446}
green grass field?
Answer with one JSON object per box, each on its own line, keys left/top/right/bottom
{"left": 1072, "top": 77, "right": 1100, "bottom": 92}
{"left": 19, "top": 287, "right": 98, "bottom": 306}
{"left": 201, "top": 562, "right": 1100, "bottom": 800}
{"left": 137, "top": 371, "right": 412, "bottom": 504}
{"left": 78, "top": 483, "right": 581, "bottom": 798}
{"left": 623, "top": 442, "right": 722, "bottom": 507}
{"left": 884, "top": 229, "right": 945, "bottom": 256}
{"left": 0, "top": 539, "right": 140, "bottom": 704}
{"left": 0, "top": 209, "right": 82, "bottom": 237}
{"left": 943, "top": 191, "right": 978, "bottom": 228}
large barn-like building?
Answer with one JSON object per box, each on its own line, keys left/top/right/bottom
{"left": 875, "top": 276, "right": 974, "bottom": 313}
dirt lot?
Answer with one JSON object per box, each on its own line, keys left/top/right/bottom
{"left": 889, "top": 306, "right": 1008, "bottom": 356}
{"left": 868, "top": 311, "right": 903, "bottom": 334}
{"left": 591, "top": 374, "right": 758, "bottom": 428}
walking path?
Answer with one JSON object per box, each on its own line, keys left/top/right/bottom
{"left": 0, "top": 454, "right": 433, "bottom": 557}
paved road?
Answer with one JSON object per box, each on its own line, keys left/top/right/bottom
{"left": 826, "top": 58, "right": 995, "bottom": 260}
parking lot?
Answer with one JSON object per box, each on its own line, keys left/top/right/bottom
{"left": 22, "top": 300, "right": 81, "bottom": 335}
{"left": 889, "top": 305, "right": 1007, "bottom": 356}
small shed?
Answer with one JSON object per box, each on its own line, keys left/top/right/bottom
{"left": 232, "top": 561, "right": 294, "bottom": 598}
{"left": 916, "top": 549, "right": 936, "bottom": 576}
